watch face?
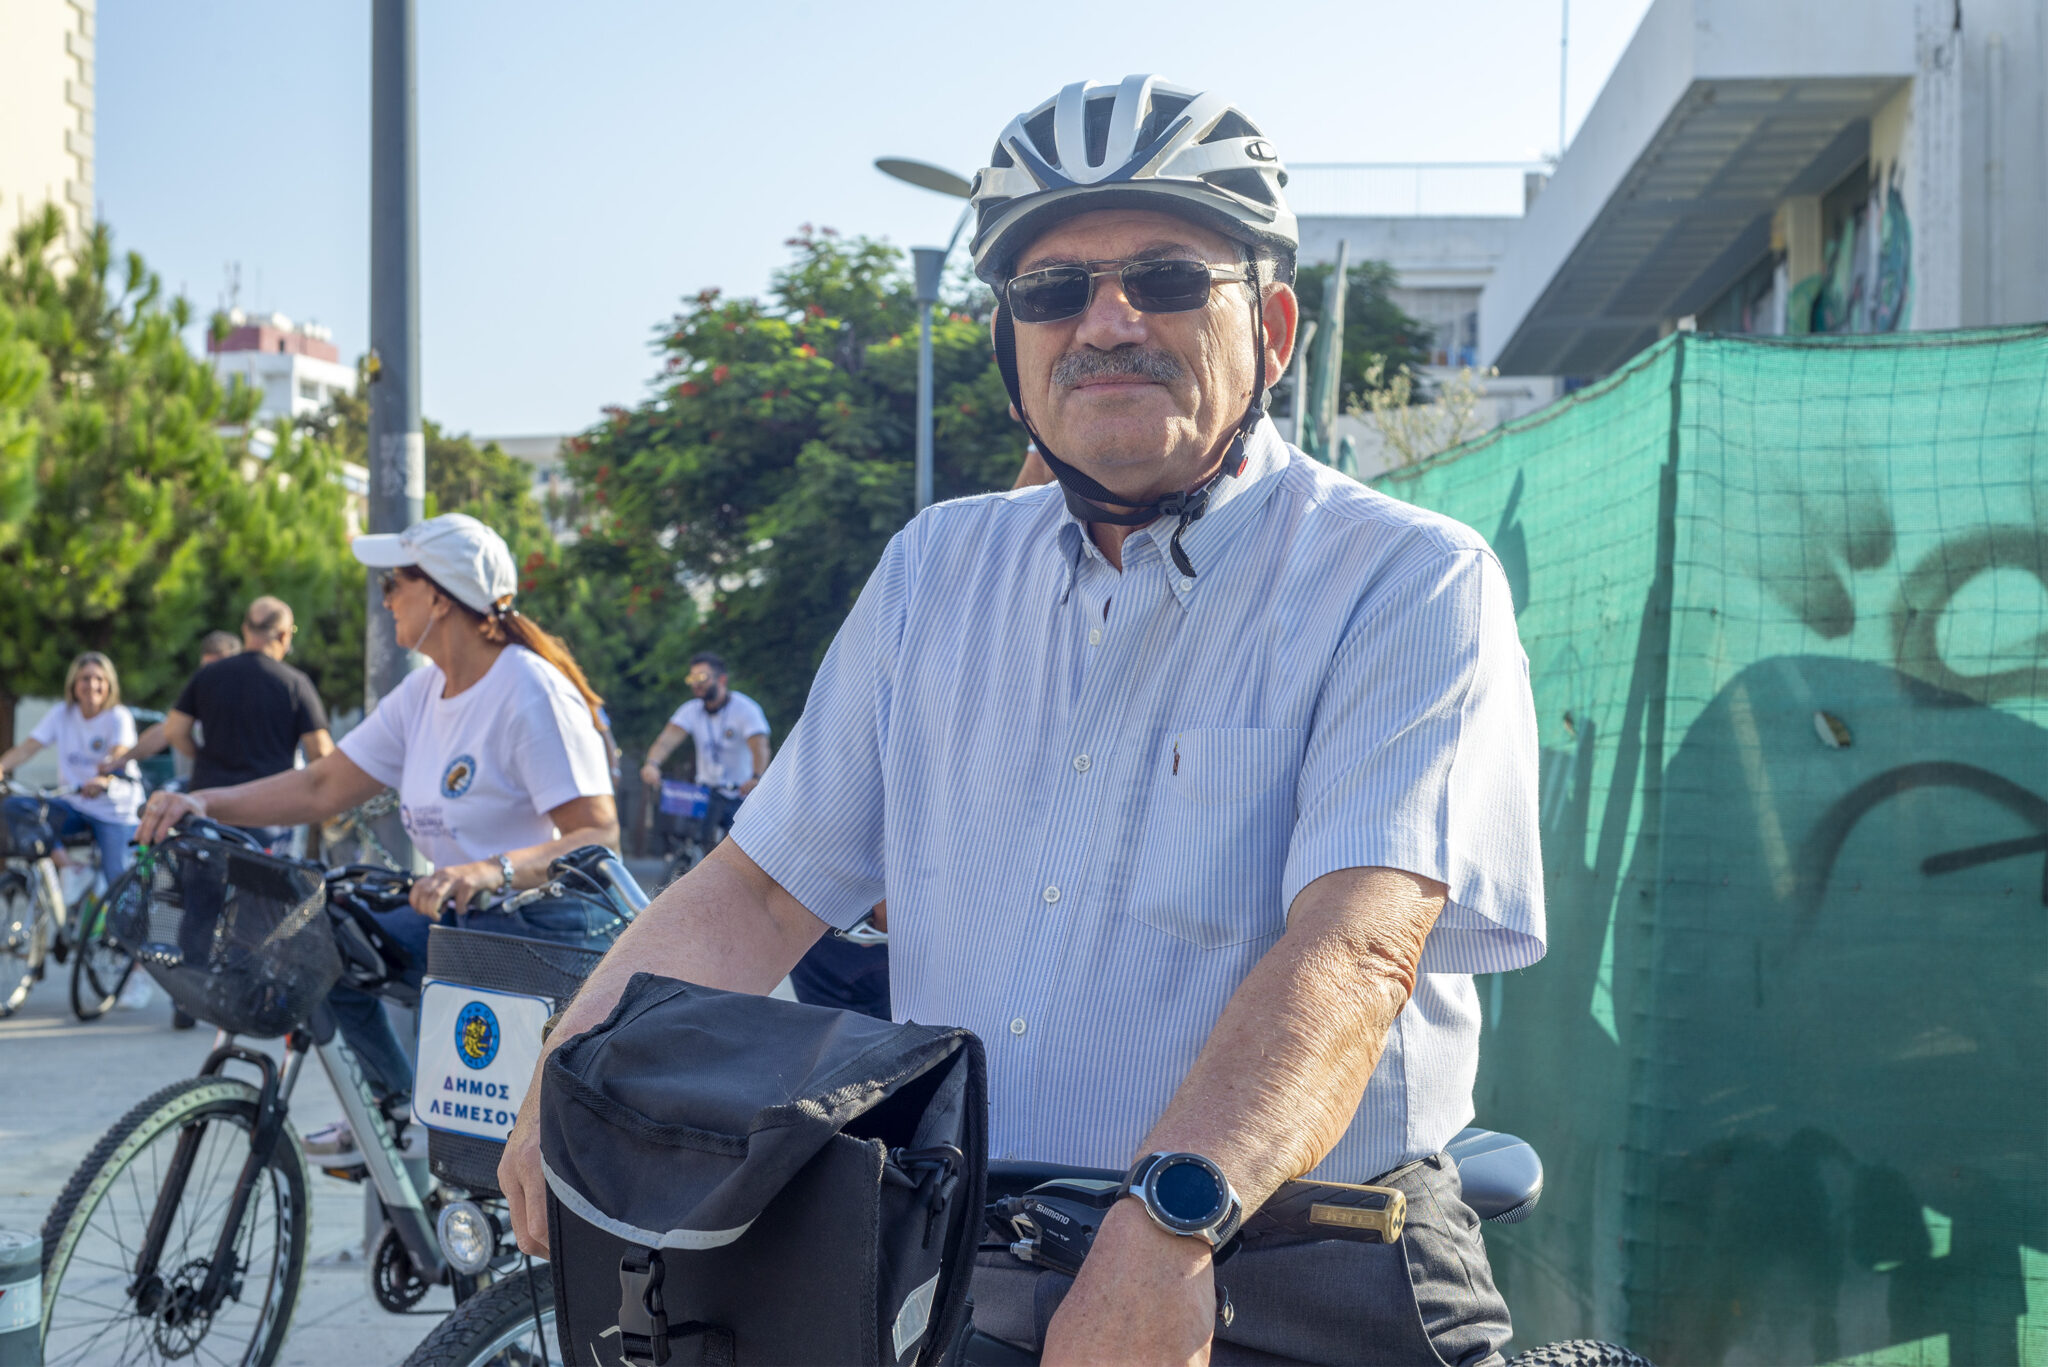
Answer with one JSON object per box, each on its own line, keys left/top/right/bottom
{"left": 1151, "top": 1157, "right": 1225, "bottom": 1226}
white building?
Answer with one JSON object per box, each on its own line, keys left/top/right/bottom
{"left": 1480, "top": 0, "right": 2048, "bottom": 378}
{"left": 0, "top": 0, "right": 94, "bottom": 244}
{"left": 482, "top": 434, "right": 578, "bottom": 539}
{"left": 207, "top": 310, "right": 357, "bottom": 422}
{"left": 1295, "top": 204, "right": 1564, "bottom": 479}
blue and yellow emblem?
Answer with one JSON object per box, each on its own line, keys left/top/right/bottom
{"left": 455, "top": 1000, "right": 499, "bottom": 1069}
{"left": 441, "top": 754, "right": 477, "bottom": 798}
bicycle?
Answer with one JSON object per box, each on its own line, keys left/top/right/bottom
{"left": 1, "top": 778, "right": 141, "bottom": 1020}
{"left": 318, "top": 787, "right": 404, "bottom": 871}
{"left": 400, "top": 1128, "right": 1655, "bottom": 1367}
{"left": 652, "top": 780, "right": 745, "bottom": 888}
{"left": 35, "top": 821, "right": 645, "bottom": 1367}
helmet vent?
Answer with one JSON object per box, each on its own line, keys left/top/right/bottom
{"left": 1205, "top": 168, "right": 1276, "bottom": 208}
{"left": 989, "top": 143, "right": 1015, "bottom": 170}
{"left": 1202, "top": 111, "right": 1259, "bottom": 145}
{"left": 1022, "top": 107, "right": 1059, "bottom": 168}
{"left": 1082, "top": 94, "right": 1114, "bottom": 167}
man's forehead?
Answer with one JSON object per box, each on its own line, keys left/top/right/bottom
{"left": 1016, "top": 210, "right": 1237, "bottom": 272}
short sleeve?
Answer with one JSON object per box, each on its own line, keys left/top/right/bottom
{"left": 29, "top": 708, "right": 61, "bottom": 746}
{"left": 115, "top": 707, "right": 139, "bottom": 747}
{"left": 505, "top": 664, "right": 612, "bottom": 816}
{"left": 294, "top": 673, "right": 330, "bottom": 737}
{"left": 729, "top": 535, "right": 903, "bottom": 930}
{"left": 173, "top": 668, "right": 203, "bottom": 717}
{"left": 1282, "top": 547, "right": 1545, "bottom": 974}
{"left": 666, "top": 702, "right": 695, "bottom": 730}
{"left": 338, "top": 671, "right": 418, "bottom": 788}
{"left": 737, "top": 697, "right": 770, "bottom": 739}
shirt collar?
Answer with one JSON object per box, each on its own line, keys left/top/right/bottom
{"left": 1053, "top": 416, "right": 1291, "bottom": 607}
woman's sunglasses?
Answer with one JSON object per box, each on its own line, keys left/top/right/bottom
{"left": 1003, "top": 258, "right": 1250, "bottom": 325}
{"left": 378, "top": 568, "right": 420, "bottom": 600}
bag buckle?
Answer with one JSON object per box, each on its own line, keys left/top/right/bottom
{"left": 618, "top": 1248, "right": 671, "bottom": 1365}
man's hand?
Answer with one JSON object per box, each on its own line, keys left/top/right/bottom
{"left": 639, "top": 761, "right": 663, "bottom": 789}
{"left": 96, "top": 748, "right": 131, "bottom": 776}
{"left": 500, "top": 1096, "right": 551, "bottom": 1257}
{"left": 409, "top": 861, "right": 499, "bottom": 918}
{"left": 1042, "top": 1198, "right": 1214, "bottom": 1366}
{"left": 738, "top": 777, "right": 759, "bottom": 796}
{"left": 136, "top": 789, "right": 208, "bottom": 844}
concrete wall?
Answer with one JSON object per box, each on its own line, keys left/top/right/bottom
{"left": 211, "top": 349, "right": 358, "bottom": 422}
{"left": 0, "top": 0, "right": 94, "bottom": 241}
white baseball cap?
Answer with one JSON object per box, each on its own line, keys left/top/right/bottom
{"left": 351, "top": 513, "right": 517, "bottom": 615}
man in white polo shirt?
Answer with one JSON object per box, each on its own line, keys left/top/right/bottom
{"left": 639, "top": 653, "right": 771, "bottom": 794}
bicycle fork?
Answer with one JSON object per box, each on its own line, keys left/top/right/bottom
{"left": 129, "top": 1036, "right": 306, "bottom": 1327}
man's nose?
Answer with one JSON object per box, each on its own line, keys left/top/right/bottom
{"left": 1071, "top": 272, "right": 1150, "bottom": 350}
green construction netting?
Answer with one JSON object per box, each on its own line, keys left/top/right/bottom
{"left": 1374, "top": 326, "right": 2048, "bottom": 1367}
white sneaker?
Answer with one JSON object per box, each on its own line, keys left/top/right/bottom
{"left": 301, "top": 1120, "right": 358, "bottom": 1156}
{"left": 116, "top": 975, "right": 155, "bottom": 1010}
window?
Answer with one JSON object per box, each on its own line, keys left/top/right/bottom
{"left": 298, "top": 379, "right": 321, "bottom": 402}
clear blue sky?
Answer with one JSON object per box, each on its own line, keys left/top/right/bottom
{"left": 97, "top": 0, "right": 1654, "bottom": 438}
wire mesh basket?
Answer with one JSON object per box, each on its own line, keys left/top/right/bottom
{"left": 110, "top": 835, "right": 343, "bottom": 1038}
{"left": 0, "top": 797, "right": 54, "bottom": 860}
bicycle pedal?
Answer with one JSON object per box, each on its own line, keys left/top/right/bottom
{"left": 318, "top": 1162, "right": 371, "bottom": 1183}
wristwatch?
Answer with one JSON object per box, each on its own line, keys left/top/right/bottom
{"left": 496, "top": 854, "right": 516, "bottom": 891}
{"left": 1121, "top": 1151, "right": 1244, "bottom": 1248}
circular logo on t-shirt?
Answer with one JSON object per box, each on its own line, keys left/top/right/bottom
{"left": 455, "top": 1001, "right": 499, "bottom": 1069}
{"left": 440, "top": 755, "right": 477, "bottom": 798}
{"left": 89, "top": 736, "right": 106, "bottom": 753}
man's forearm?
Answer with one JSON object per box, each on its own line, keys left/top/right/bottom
{"left": 125, "top": 722, "right": 171, "bottom": 763}
{"left": 1136, "top": 866, "right": 1445, "bottom": 1210}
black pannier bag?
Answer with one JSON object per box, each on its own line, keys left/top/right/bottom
{"left": 542, "top": 973, "right": 987, "bottom": 1367}
{"left": 0, "top": 797, "right": 54, "bottom": 860}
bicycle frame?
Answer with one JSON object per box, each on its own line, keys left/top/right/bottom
{"left": 123, "top": 1024, "right": 448, "bottom": 1328}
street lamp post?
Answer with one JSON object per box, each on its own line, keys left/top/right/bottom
{"left": 875, "top": 157, "right": 974, "bottom": 514}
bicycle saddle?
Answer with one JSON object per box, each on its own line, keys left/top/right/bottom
{"left": 1445, "top": 1127, "right": 1543, "bottom": 1224}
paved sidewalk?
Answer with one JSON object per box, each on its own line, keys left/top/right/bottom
{"left": 1, "top": 987, "right": 455, "bottom": 1366}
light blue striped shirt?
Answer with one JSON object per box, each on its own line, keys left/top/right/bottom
{"left": 732, "top": 418, "right": 1544, "bottom": 1182}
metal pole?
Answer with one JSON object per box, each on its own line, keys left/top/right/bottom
{"left": 1559, "top": 0, "right": 1570, "bottom": 157}
{"left": 1291, "top": 320, "right": 1318, "bottom": 447}
{"left": 911, "top": 246, "right": 945, "bottom": 512}
{"left": 367, "top": 0, "right": 423, "bottom": 713}
{"left": 1317, "top": 241, "right": 1351, "bottom": 461}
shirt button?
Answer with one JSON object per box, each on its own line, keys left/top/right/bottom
{"left": 1178, "top": 577, "right": 1193, "bottom": 592}
{"left": 1088, "top": 627, "right": 1103, "bottom": 646}
{"left": 1072, "top": 754, "right": 1090, "bottom": 773}
{"left": 1042, "top": 885, "right": 1060, "bottom": 905}
{"left": 1009, "top": 1018, "right": 1027, "bottom": 1036}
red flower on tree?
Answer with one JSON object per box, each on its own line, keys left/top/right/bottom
{"left": 712, "top": 364, "right": 730, "bottom": 384}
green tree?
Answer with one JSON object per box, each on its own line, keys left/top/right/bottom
{"left": 1286, "top": 259, "right": 1433, "bottom": 417}
{"left": 563, "top": 227, "right": 1025, "bottom": 742}
{"left": 0, "top": 207, "right": 362, "bottom": 743}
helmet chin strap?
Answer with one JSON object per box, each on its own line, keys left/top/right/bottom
{"left": 990, "top": 265, "right": 1268, "bottom": 580}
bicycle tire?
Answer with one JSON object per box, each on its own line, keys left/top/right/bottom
{"left": 68, "top": 881, "right": 137, "bottom": 1021}
{"left": 1509, "top": 1340, "right": 1657, "bottom": 1367}
{"left": 40, "top": 1075, "right": 310, "bottom": 1367}
{"left": 0, "top": 864, "right": 48, "bottom": 1018}
{"left": 401, "top": 1263, "right": 556, "bottom": 1367}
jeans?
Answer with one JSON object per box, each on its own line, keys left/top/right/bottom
{"left": 788, "top": 933, "right": 891, "bottom": 1021}
{"left": 41, "top": 799, "right": 138, "bottom": 879}
{"left": 329, "top": 894, "right": 626, "bottom": 1104}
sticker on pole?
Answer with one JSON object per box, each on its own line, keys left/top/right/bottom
{"left": 412, "top": 979, "right": 551, "bottom": 1141}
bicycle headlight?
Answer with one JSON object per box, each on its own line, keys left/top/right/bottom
{"left": 436, "top": 1199, "right": 499, "bottom": 1276}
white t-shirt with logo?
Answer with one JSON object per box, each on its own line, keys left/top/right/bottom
{"left": 339, "top": 646, "right": 611, "bottom": 870}
{"left": 666, "top": 691, "right": 770, "bottom": 786}
{"left": 29, "top": 704, "right": 143, "bottom": 824}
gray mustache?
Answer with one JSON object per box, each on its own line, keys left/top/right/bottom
{"left": 1053, "top": 347, "right": 1184, "bottom": 388}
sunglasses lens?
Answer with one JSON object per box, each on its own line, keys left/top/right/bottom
{"left": 1122, "top": 260, "right": 1215, "bottom": 313}
{"left": 1009, "top": 267, "right": 1093, "bottom": 323}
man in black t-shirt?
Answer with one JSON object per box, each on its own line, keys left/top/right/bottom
{"left": 163, "top": 597, "right": 334, "bottom": 848}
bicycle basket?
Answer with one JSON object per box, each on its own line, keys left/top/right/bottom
{"left": 110, "top": 836, "right": 342, "bottom": 1038}
{"left": 0, "top": 797, "right": 54, "bottom": 860}
{"left": 658, "top": 779, "right": 710, "bottom": 821}
{"left": 419, "top": 925, "right": 604, "bottom": 1195}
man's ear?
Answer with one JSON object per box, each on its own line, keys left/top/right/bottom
{"left": 1262, "top": 283, "right": 1300, "bottom": 382}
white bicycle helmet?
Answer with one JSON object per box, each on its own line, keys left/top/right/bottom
{"left": 970, "top": 75, "right": 1298, "bottom": 286}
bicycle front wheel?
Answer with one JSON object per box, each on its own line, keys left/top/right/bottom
{"left": 40, "top": 1076, "right": 310, "bottom": 1367}
{"left": 402, "top": 1264, "right": 556, "bottom": 1367}
{"left": 0, "top": 865, "right": 47, "bottom": 1017}
{"left": 69, "top": 879, "right": 137, "bottom": 1020}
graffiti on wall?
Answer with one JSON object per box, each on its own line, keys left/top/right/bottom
{"left": 1791, "top": 162, "right": 1914, "bottom": 337}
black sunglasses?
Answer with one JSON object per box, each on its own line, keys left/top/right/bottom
{"left": 1003, "top": 257, "right": 1251, "bottom": 325}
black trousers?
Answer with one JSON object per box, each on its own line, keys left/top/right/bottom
{"left": 965, "top": 1152, "right": 1511, "bottom": 1366}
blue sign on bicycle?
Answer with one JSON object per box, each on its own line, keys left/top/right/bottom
{"left": 454, "top": 999, "right": 500, "bottom": 1069}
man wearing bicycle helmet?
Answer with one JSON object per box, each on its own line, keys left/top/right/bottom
{"left": 504, "top": 77, "right": 1541, "bottom": 1366}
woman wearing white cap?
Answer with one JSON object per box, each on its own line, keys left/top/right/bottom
{"left": 137, "top": 513, "right": 623, "bottom": 1145}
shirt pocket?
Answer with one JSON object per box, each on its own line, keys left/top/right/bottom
{"left": 1125, "top": 727, "right": 1303, "bottom": 949}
